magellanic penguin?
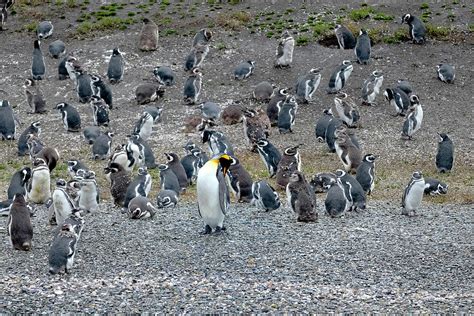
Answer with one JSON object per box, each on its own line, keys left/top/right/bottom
{"left": 253, "top": 81, "right": 275, "bottom": 102}
{"left": 144, "top": 105, "right": 163, "bottom": 123}
{"left": 401, "top": 171, "right": 425, "bottom": 216}
{"left": 128, "top": 196, "right": 157, "bottom": 219}
{"left": 295, "top": 68, "right": 321, "bottom": 104}
{"left": 91, "top": 131, "right": 113, "bottom": 160}
{"left": 67, "top": 159, "right": 89, "bottom": 178}
{"left": 26, "top": 134, "right": 44, "bottom": 159}
{"left": 286, "top": 171, "right": 317, "bottom": 222}
{"left": 384, "top": 87, "right": 410, "bottom": 116}
{"left": 200, "top": 101, "right": 221, "bottom": 120}
{"left": 83, "top": 126, "right": 101, "bottom": 145}
{"left": 55, "top": 102, "right": 81, "bottom": 132}
{"left": 324, "top": 178, "right": 353, "bottom": 218}
{"left": 7, "top": 167, "right": 32, "bottom": 200}
{"left": 48, "top": 223, "right": 78, "bottom": 274}
{"left": 90, "top": 96, "right": 110, "bottom": 127}
{"left": 226, "top": 157, "right": 253, "bottom": 203}
{"left": 183, "top": 67, "right": 202, "bottom": 105}
{"left": 63, "top": 209, "right": 84, "bottom": 238}
{"left": 48, "top": 40, "right": 66, "bottom": 59}
{"left": 335, "top": 24, "right": 356, "bottom": 49}
{"left": 57, "top": 54, "right": 71, "bottom": 80}
{"left": 333, "top": 92, "right": 360, "bottom": 128}
{"left": 184, "top": 44, "right": 209, "bottom": 72}
{"left": 133, "top": 112, "right": 154, "bottom": 141}
{"left": 401, "top": 14, "right": 426, "bottom": 44}
{"left": 107, "top": 48, "right": 124, "bottom": 84}
{"left": 49, "top": 179, "right": 76, "bottom": 226}
{"left": 256, "top": 138, "right": 281, "bottom": 178}
{"left": 64, "top": 55, "right": 80, "bottom": 84}
{"left": 153, "top": 66, "right": 175, "bottom": 86}
{"left": 23, "top": 78, "right": 46, "bottom": 114}
{"left": 335, "top": 128, "right": 362, "bottom": 174}
{"left": 401, "top": 95, "right": 423, "bottom": 140}
{"left": 424, "top": 178, "right": 448, "bottom": 196}
{"left": 278, "top": 95, "right": 298, "bottom": 134}
{"left": 75, "top": 68, "right": 94, "bottom": 103}
{"left": 78, "top": 171, "right": 99, "bottom": 213}
{"left": 361, "top": 70, "right": 384, "bottom": 106}
{"left": 197, "top": 153, "right": 233, "bottom": 234}
{"left": 165, "top": 152, "right": 188, "bottom": 192}
{"left": 335, "top": 169, "right": 366, "bottom": 211}
{"left": 201, "top": 130, "right": 235, "bottom": 157}
{"left": 105, "top": 162, "right": 131, "bottom": 207}
{"left": 37, "top": 20, "right": 53, "bottom": 39}
{"left": 355, "top": 154, "right": 377, "bottom": 195}
{"left": 192, "top": 28, "right": 212, "bottom": 47}
{"left": 158, "top": 164, "right": 181, "bottom": 195}
{"left": 135, "top": 83, "right": 164, "bottom": 105}
{"left": 314, "top": 109, "right": 333, "bottom": 143}
{"left": 124, "top": 167, "right": 152, "bottom": 208}
{"left": 27, "top": 158, "right": 51, "bottom": 204}
{"left": 34, "top": 146, "right": 60, "bottom": 172}
{"left": 7, "top": 193, "right": 33, "bottom": 251}
{"left": 436, "top": 64, "right": 455, "bottom": 84}
{"left": 18, "top": 121, "right": 41, "bottom": 156}
{"left": 396, "top": 79, "right": 413, "bottom": 95}
{"left": 91, "top": 75, "right": 113, "bottom": 109}
{"left": 156, "top": 189, "right": 179, "bottom": 208}
{"left": 327, "top": 60, "right": 353, "bottom": 94}
{"left": 355, "top": 29, "right": 371, "bottom": 64}
{"left": 267, "top": 88, "right": 288, "bottom": 126}
{"left": 275, "top": 144, "right": 301, "bottom": 189}
{"left": 181, "top": 148, "right": 204, "bottom": 185}
{"left": 243, "top": 108, "right": 270, "bottom": 151}
{"left": 138, "top": 18, "right": 159, "bottom": 51}
{"left": 0, "top": 99, "right": 16, "bottom": 140}
{"left": 251, "top": 180, "right": 280, "bottom": 212}
{"left": 1, "top": 3, "right": 8, "bottom": 31}
{"left": 436, "top": 133, "right": 454, "bottom": 173}
{"left": 309, "top": 172, "right": 337, "bottom": 194}
{"left": 234, "top": 60, "right": 255, "bottom": 80}
{"left": 31, "top": 40, "right": 46, "bottom": 80}
{"left": 275, "top": 30, "right": 295, "bottom": 68}
{"left": 129, "top": 133, "right": 156, "bottom": 169}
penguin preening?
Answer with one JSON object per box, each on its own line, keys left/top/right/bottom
{"left": 384, "top": 87, "right": 410, "bottom": 116}
{"left": 133, "top": 112, "right": 154, "bottom": 141}
{"left": 7, "top": 193, "right": 33, "bottom": 251}
{"left": 91, "top": 131, "right": 113, "bottom": 160}
{"left": 327, "top": 60, "right": 353, "bottom": 94}
{"left": 314, "top": 109, "right": 333, "bottom": 143}
{"left": 401, "top": 14, "right": 426, "bottom": 44}
{"left": 7, "top": 167, "right": 31, "bottom": 200}
{"left": 192, "top": 28, "right": 212, "bottom": 47}
{"left": 124, "top": 167, "right": 152, "bottom": 208}
{"left": 401, "top": 95, "right": 423, "bottom": 140}
{"left": 361, "top": 70, "right": 384, "bottom": 106}
{"left": 335, "top": 128, "right": 362, "bottom": 174}
{"left": 197, "top": 153, "right": 233, "bottom": 234}
{"left": 243, "top": 108, "right": 270, "bottom": 151}
{"left": 275, "top": 30, "right": 295, "bottom": 68}
{"left": 67, "top": 159, "right": 89, "bottom": 178}
{"left": 333, "top": 92, "right": 360, "bottom": 128}
{"left": 310, "top": 172, "right": 337, "bottom": 194}
{"left": 23, "top": 78, "right": 46, "bottom": 114}
{"left": 267, "top": 88, "right": 288, "bottom": 126}
{"left": 436, "top": 133, "right": 454, "bottom": 173}
{"left": 184, "top": 44, "right": 209, "bottom": 72}
{"left": 91, "top": 75, "right": 113, "bottom": 109}
{"left": 90, "top": 96, "right": 110, "bottom": 127}
{"left": 135, "top": 83, "right": 164, "bottom": 105}
{"left": 156, "top": 189, "right": 179, "bottom": 208}
{"left": 83, "top": 126, "right": 101, "bottom": 145}
{"left": 402, "top": 171, "right": 425, "bottom": 216}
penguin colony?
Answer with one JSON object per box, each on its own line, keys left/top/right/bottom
{"left": 0, "top": 6, "right": 460, "bottom": 273}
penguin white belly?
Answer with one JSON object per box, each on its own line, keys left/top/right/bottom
{"left": 53, "top": 191, "right": 73, "bottom": 225}
{"left": 197, "top": 170, "right": 224, "bottom": 229}
{"left": 405, "top": 182, "right": 424, "bottom": 211}
{"left": 285, "top": 185, "right": 292, "bottom": 208}
{"left": 413, "top": 108, "right": 423, "bottom": 134}
{"left": 29, "top": 171, "right": 51, "bottom": 203}
{"left": 79, "top": 186, "right": 98, "bottom": 212}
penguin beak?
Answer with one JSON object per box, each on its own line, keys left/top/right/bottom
{"left": 219, "top": 154, "right": 232, "bottom": 177}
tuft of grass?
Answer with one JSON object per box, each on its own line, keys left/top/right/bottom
{"left": 265, "top": 31, "right": 274, "bottom": 38}
{"left": 163, "top": 28, "right": 178, "bottom": 36}
{"left": 216, "top": 42, "right": 227, "bottom": 50}
{"left": 373, "top": 12, "right": 394, "bottom": 21}
{"left": 23, "top": 22, "right": 37, "bottom": 32}
{"left": 382, "top": 27, "right": 410, "bottom": 44}
{"left": 216, "top": 11, "right": 251, "bottom": 30}
{"left": 312, "top": 21, "right": 334, "bottom": 37}
{"left": 296, "top": 35, "right": 311, "bottom": 46}
{"left": 348, "top": 7, "right": 375, "bottom": 21}
{"left": 425, "top": 24, "right": 451, "bottom": 40}
{"left": 75, "top": 17, "right": 136, "bottom": 36}
{"left": 420, "top": 3, "right": 429, "bottom": 9}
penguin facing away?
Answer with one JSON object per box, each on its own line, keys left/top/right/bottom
{"left": 153, "top": 66, "right": 175, "bottom": 86}
{"left": 286, "top": 171, "right": 317, "bottom": 222}
{"left": 0, "top": 99, "right": 16, "bottom": 140}
{"left": 314, "top": 109, "right": 333, "bottom": 143}
{"left": 23, "top": 78, "right": 46, "bottom": 114}
{"left": 183, "top": 67, "right": 202, "bottom": 105}
{"left": 253, "top": 81, "right": 275, "bottom": 102}
{"left": 49, "top": 40, "right": 66, "bottom": 59}
{"left": 31, "top": 40, "right": 46, "bottom": 80}
{"left": 7, "top": 167, "right": 32, "bottom": 200}
{"left": 37, "top": 20, "right": 53, "bottom": 39}
{"left": 107, "top": 47, "right": 124, "bottom": 84}
{"left": 7, "top": 193, "right": 33, "bottom": 251}
{"left": 275, "top": 30, "right": 295, "bottom": 68}
{"left": 91, "top": 131, "right": 113, "bottom": 160}
{"left": 105, "top": 162, "right": 131, "bottom": 207}
{"left": 48, "top": 223, "right": 78, "bottom": 274}
{"left": 325, "top": 178, "right": 352, "bottom": 218}
{"left": 251, "top": 180, "right": 280, "bottom": 212}
{"left": 436, "top": 133, "right": 454, "bottom": 173}
{"left": 355, "top": 29, "right": 371, "bottom": 64}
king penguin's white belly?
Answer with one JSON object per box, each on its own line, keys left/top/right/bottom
{"left": 197, "top": 166, "right": 224, "bottom": 229}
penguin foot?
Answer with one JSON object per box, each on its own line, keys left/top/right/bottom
{"left": 214, "top": 226, "right": 226, "bottom": 235}
{"left": 200, "top": 225, "right": 212, "bottom": 235}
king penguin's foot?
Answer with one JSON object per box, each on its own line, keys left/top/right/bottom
{"left": 200, "top": 225, "right": 212, "bottom": 235}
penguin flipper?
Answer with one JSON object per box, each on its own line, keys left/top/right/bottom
{"left": 218, "top": 171, "right": 229, "bottom": 215}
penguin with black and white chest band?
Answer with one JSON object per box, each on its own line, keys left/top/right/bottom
{"left": 286, "top": 171, "right": 317, "bottom": 222}
{"left": 278, "top": 95, "right": 298, "bottom": 134}
{"left": 401, "top": 14, "right": 426, "bottom": 44}
{"left": 201, "top": 130, "right": 235, "bottom": 157}
{"left": 156, "top": 189, "right": 179, "bottom": 208}
{"left": 133, "top": 112, "right": 154, "bottom": 141}
{"left": 402, "top": 171, "right": 425, "bottom": 216}
{"left": 107, "top": 48, "right": 124, "bottom": 84}
{"left": 255, "top": 139, "right": 281, "bottom": 178}
{"left": 183, "top": 67, "right": 202, "bottom": 105}
{"left": 124, "top": 167, "right": 152, "bottom": 208}
{"left": 105, "top": 162, "right": 131, "bottom": 207}
{"left": 401, "top": 95, "right": 423, "bottom": 140}
{"left": 275, "top": 145, "right": 301, "bottom": 189}
{"left": 333, "top": 93, "right": 360, "bottom": 128}
{"left": 335, "top": 169, "right": 366, "bottom": 211}
{"left": 356, "top": 154, "right": 377, "bottom": 195}
{"left": 327, "top": 60, "right": 353, "bottom": 94}
{"left": 184, "top": 44, "right": 209, "bottom": 72}
{"left": 436, "top": 133, "right": 454, "bottom": 173}
{"left": 91, "top": 75, "right": 113, "bottom": 109}
{"left": 309, "top": 172, "right": 337, "bottom": 194}
{"left": 31, "top": 40, "right": 46, "bottom": 80}
{"left": 37, "top": 20, "right": 53, "bottom": 39}
{"left": 7, "top": 193, "right": 33, "bottom": 251}
{"left": 78, "top": 171, "right": 99, "bottom": 213}
{"left": 295, "top": 68, "right": 321, "bottom": 104}
{"left": 267, "top": 88, "right": 288, "bottom": 126}
{"left": 23, "top": 78, "right": 46, "bottom": 114}
{"left": 234, "top": 60, "right": 255, "bottom": 80}
{"left": 128, "top": 196, "right": 157, "bottom": 219}
{"left": 325, "top": 178, "right": 353, "bottom": 217}
{"left": 165, "top": 152, "right": 188, "bottom": 192}
{"left": 49, "top": 179, "right": 76, "bottom": 226}
{"left": 436, "top": 64, "right": 455, "bottom": 84}
{"left": 314, "top": 109, "right": 333, "bottom": 143}
{"left": 67, "top": 159, "right": 89, "bottom": 178}
{"left": 91, "top": 131, "right": 113, "bottom": 160}
{"left": 17, "top": 121, "right": 41, "bottom": 156}
{"left": 335, "top": 128, "right": 362, "bottom": 174}
{"left": 90, "top": 96, "right": 110, "bottom": 127}
{"left": 48, "top": 40, "right": 66, "bottom": 59}
{"left": 55, "top": 102, "right": 81, "bottom": 132}
{"left": 0, "top": 100, "right": 16, "bottom": 140}
{"left": 75, "top": 68, "right": 94, "bottom": 103}
{"left": 335, "top": 24, "right": 356, "bottom": 49}
{"left": 159, "top": 164, "right": 181, "bottom": 195}
{"left": 355, "top": 29, "right": 371, "bottom": 64}
{"left": 197, "top": 154, "right": 233, "bottom": 234}
{"left": 153, "top": 66, "right": 175, "bottom": 86}
{"left": 424, "top": 178, "right": 448, "bottom": 196}
{"left": 27, "top": 158, "right": 51, "bottom": 204}
{"left": 227, "top": 157, "right": 253, "bottom": 203}
{"left": 144, "top": 106, "right": 163, "bottom": 123}
{"left": 129, "top": 134, "right": 156, "bottom": 169}
{"left": 7, "top": 167, "right": 32, "bottom": 200}
{"left": 48, "top": 223, "right": 78, "bottom": 274}
{"left": 63, "top": 209, "right": 84, "bottom": 238}
{"left": 192, "top": 28, "right": 212, "bottom": 47}
{"left": 251, "top": 180, "right": 280, "bottom": 212}
{"left": 275, "top": 30, "right": 295, "bottom": 68}
{"left": 383, "top": 87, "right": 410, "bottom": 116}
{"left": 361, "top": 70, "right": 384, "bottom": 106}
{"left": 65, "top": 55, "right": 80, "bottom": 85}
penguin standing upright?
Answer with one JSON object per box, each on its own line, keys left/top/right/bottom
{"left": 295, "top": 68, "right": 321, "bottom": 104}
{"left": 31, "top": 40, "right": 46, "bottom": 80}
{"left": 18, "top": 121, "right": 41, "bottom": 156}
{"left": 65, "top": 56, "right": 80, "bottom": 85}
{"left": 90, "top": 96, "right": 110, "bottom": 127}
{"left": 165, "top": 152, "right": 188, "bottom": 192}
{"left": 0, "top": 4, "right": 7, "bottom": 31}
{"left": 49, "top": 179, "right": 76, "bottom": 226}
{"left": 37, "top": 21, "right": 53, "bottom": 39}
{"left": 91, "top": 131, "right": 113, "bottom": 160}
{"left": 384, "top": 87, "right": 410, "bottom": 116}
{"left": 314, "top": 109, "right": 333, "bottom": 143}
{"left": 153, "top": 66, "right": 175, "bottom": 86}
{"left": 356, "top": 154, "right": 377, "bottom": 195}
{"left": 275, "top": 145, "right": 301, "bottom": 188}
{"left": 197, "top": 154, "right": 233, "bottom": 234}
{"left": 361, "top": 70, "right": 384, "bottom": 106}
{"left": 227, "top": 157, "right": 253, "bottom": 203}
{"left": 144, "top": 105, "right": 163, "bottom": 123}
{"left": 355, "top": 29, "right": 371, "bottom": 64}
{"left": 278, "top": 95, "right": 298, "bottom": 134}
{"left": 334, "top": 24, "right": 356, "bottom": 49}
{"left": 138, "top": 18, "right": 159, "bottom": 51}
{"left": 333, "top": 93, "right": 360, "bottom": 128}
{"left": 402, "top": 171, "right": 425, "bottom": 216}
{"left": 48, "top": 223, "right": 78, "bottom": 274}
{"left": 105, "top": 162, "right": 131, "bottom": 207}
{"left": 55, "top": 102, "right": 81, "bottom": 132}
{"left": 133, "top": 112, "right": 154, "bottom": 141}
{"left": 275, "top": 30, "right": 295, "bottom": 68}
{"left": 401, "top": 95, "right": 423, "bottom": 140}
{"left": 0, "top": 100, "right": 16, "bottom": 140}
{"left": 192, "top": 28, "right": 212, "bottom": 47}
{"left": 325, "top": 178, "right": 352, "bottom": 217}
{"left": 48, "top": 40, "right": 66, "bottom": 59}
{"left": 335, "top": 129, "right": 362, "bottom": 173}
{"left": 124, "top": 167, "right": 152, "bottom": 208}
{"left": 27, "top": 158, "right": 51, "bottom": 204}
{"left": 436, "top": 64, "right": 455, "bottom": 84}
{"left": 7, "top": 167, "right": 32, "bottom": 200}
{"left": 129, "top": 134, "right": 156, "bottom": 169}
{"left": 107, "top": 48, "right": 124, "bottom": 84}
{"left": 128, "top": 196, "right": 157, "bottom": 219}
{"left": 23, "top": 79, "right": 46, "bottom": 114}
{"left": 75, "top": 68, "right": 94, "bottom": 103}
{"left": 184, "top": 44, "right": 209, "bottom": 71}
{"left": 251, "top": 180, "right": 280, "bottom": 212}
{"left": 255, "top": 139, "right": 281, "bottom": 178}
{"left": 436, "top": 133, "right": 454, "bottom": 173}
{"left": 158, "top": 164, "right": 181, "bottom": 195}
{"left": 7, "top": 193, "right": 33, "bottom": 251}
{"left": 335, "top": 169, "right": 366, "bottom": 211}
{"left": 181, "top": 148, "right": 203, "bottom": 184}
{"left": 401, "top": 14, "right": 426, "bottom": 44}
{"left": 267, "top": 88, "right": 288, "bottom": 126}
{"left": 78, "top": 171, "right": 99, "bottom": 213}
{"left": 183, "top": 68, "right": 202, "bottom": 105}
{"left": 201, "top": 130, "right": 235, "bottom": 157}
{"left": 242, "top": 109, "right": 269, "bottom": 151}
{"left": 327, "top": 60, "right": 353, "bottom": 94}
{"left": 234, "top": 61, "right": 255, "bottom": 80}
{"left": 34, "top": 145, "right": 60, "bottom": 172}
{"left": 58, "top": 54, "right": 73, "bottom": 80}
{"left": 286, "top": 171, "right": 317, "bottom": 222}
{"left": 91, "top": 75, "right": 113, "bottom": 109}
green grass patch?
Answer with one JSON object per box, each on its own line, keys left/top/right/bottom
{"left": 312, "top": 21, "right": 333, "bottom": 37}
{"left": 348, "top": 7, "right": 375, "bottom": 21}
{"left": 75, "top": 17, "right": 136, "bottom": 36}
{"left": 216, "top": 11, "right": 251, "bottom": 30}
{"left": 296, "top": 35, "right": 311, "bottom": 46}
{"left": 373, "top": 12, "right": 394, "bottom": 21}
{"left": 420, "top": 3, "right": 429, "bottom": 9}
{"left": 425, "top": 24, "right": 451, "bottom": 40}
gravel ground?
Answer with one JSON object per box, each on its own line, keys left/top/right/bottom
{"left": 1, "top": 201, "right": 472, "bottom": 313}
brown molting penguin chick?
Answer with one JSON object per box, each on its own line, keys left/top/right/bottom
{"left": 105, "top": 162, "right": 131, "bottom": 207}
{"left": 182, "top": 116, "right": 216, "bottom": 134}
{"left": 267, "top": 88, "right": 289, "bottom": 126}
{"left": 335, "top": 130, "right": 362, "bottom": 174}
{"left": 138, "top": 18, "right": 159, "bottom": 51}
{"left": 34, "top": 146, "right": 60, "bottom": 172}
{"left": 23, "top": 78, "right": 47, "bottom": 114}
{"left": 243, "top": 108, "right": 270, "bottom": 152}
{"left": 275, "top": 144, "right": 302, "bottom": 189}
{"left": 8, "top": 193, "right": 34, "bottom": 251}
{"left": 221, "top": 104, "right": 244, "bottom": 125}
{"left": 226, "top": 157, "right": 253, "bottom": 203}
{"left": 286, "top": 171, "right": 317, "bottom": 222}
